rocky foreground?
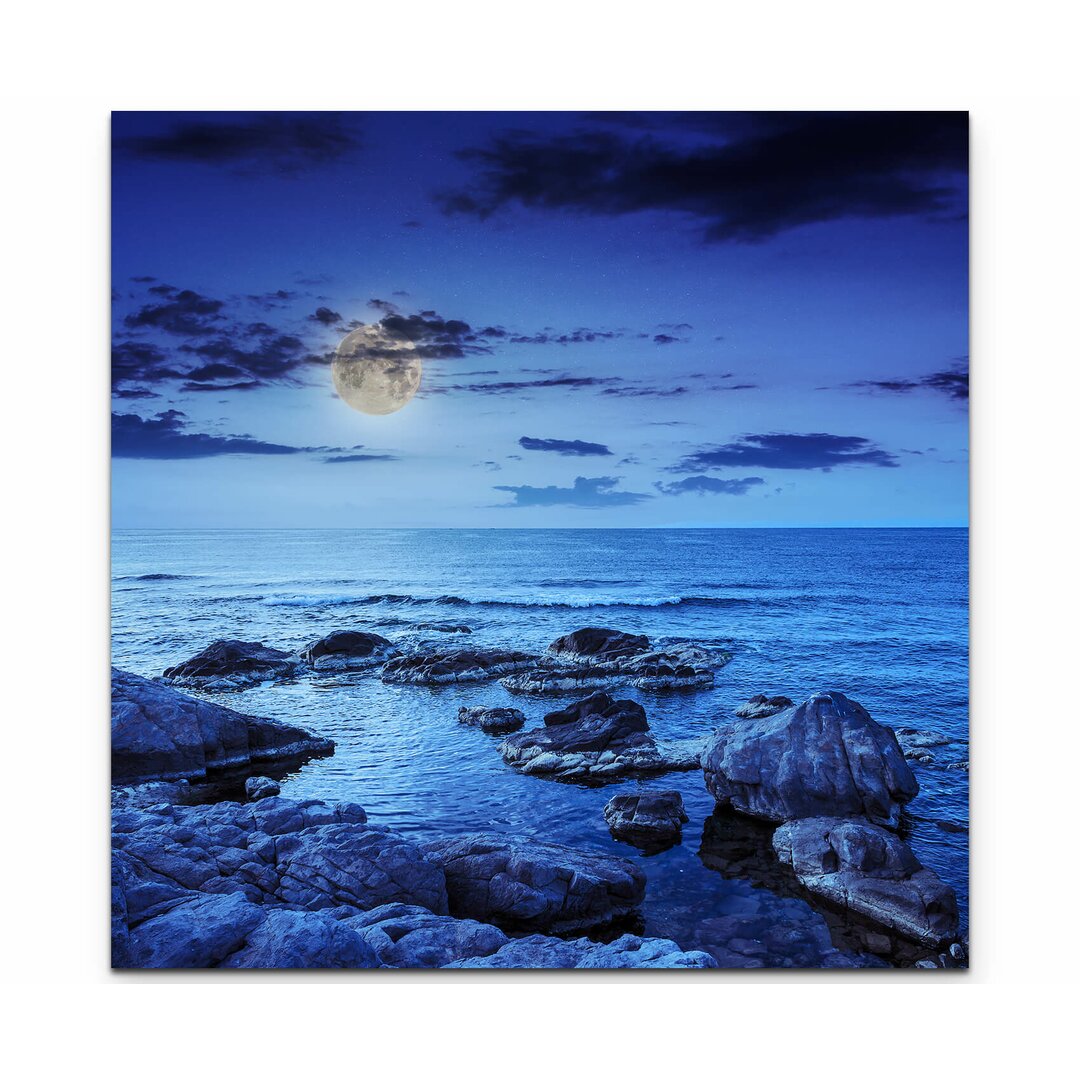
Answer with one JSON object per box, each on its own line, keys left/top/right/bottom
{"left": 114, "top": 623, "right": 966, "bottom": 970}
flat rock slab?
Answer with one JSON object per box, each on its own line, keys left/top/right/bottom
{"left": 702, "top": 690, "right": 918, "bottom": 828}
{"left": 458, "top": 706, "right": 526, "bottom": 734}
{"left": 300, "top": 631, "right": 397, "bottom": 672}
{"left": 161, "top": 639, "right": 301, "bottom": 690}
{"left": 604, "top": 790, "right": 688, "bottom": 850}
{"left": 773, "top": 817, "right": 960, "bottom": 948}
{"left": 381, "top": 648, "right": 536, "bottom": 685}
{"left": 112, "top": 667, "right": 334, "bottom": 784}
{"left": 421, "top": 832, "right": 646, "bottom": 932}
{"left": 445, "top": 932, "right": 717, "bottom": 969}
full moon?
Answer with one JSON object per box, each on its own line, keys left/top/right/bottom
{"left": 332, "top": 325, "right": 422, "bottom": 415}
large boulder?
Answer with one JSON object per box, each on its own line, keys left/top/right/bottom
{"left": 300, "top": 630, "right": 397, "bottom": 672}
{"left": 500, "top": 691, "right": 701, "bottom": 780}
{"left": 547, "top": 627, "right": 651, "bottom": 664}
{"left": 421, "top": 832, "right": 646, "bottom": 932}
{"left": 735, "top": 694, "right": 794, "bottom": 719}
{"left": 161, "top": 639, "right": 301, "bottom": 690}
{"left": 603, "top": 790, "right": 688, "bottom": 851}
{"left": 111, "top": 668, "right": 334, "bottom": 784}
{"left": 244, "top": 776, "right": 280, "bottom": 801}
{"left": 445, "top": 933, "right": 717, "bottom": 969}
{"left": 701, "top": 691, "right": 918, "bottom": 828}
{"left": 381, "top": 647, "right": 536, "bottom": 685}
{"left": 458, "top": 706, "right": 526, "bottom": 735}
{"left": 112, "top": 796, "right": 449, "bottom": 916}
{"left": 773, "top": 817, "right": 960, "bottom": 948}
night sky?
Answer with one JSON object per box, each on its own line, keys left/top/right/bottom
{"left": 111, "top": 111, "right": 968, "bottom": 528}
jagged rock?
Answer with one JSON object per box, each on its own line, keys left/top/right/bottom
{"left": 300, "top": 630, "right": 397, "bottom": 672}
{"left": 603, "top": 790, "right": 688, "bottom": 850}
{"left": 111, "top": 779, "right": 196, "bottom": 809}
{"left": 341, "top": 904, "right": 509, "bottom": 968}
{"left": 735, "top": 694, "right": 794, "bottom": 719}
{"left": 547, "top": 627, "right": 651, "bottom": 664}
{"left": 622, "top": 650, "right": 717, "bottom": 690}
{"left": 457, "top": 706, "right": 526, "bottom": 735}
{"left": 245, "top": 776, "right": 280, "bottom": 801}
{"left": 112, "top": 796, "right": 448, "bottom": 916}
{"left": 220, "top": 908, "right": 380, "bottom": 968}
{"left": 773, "top": 817, "right": 959, "bottom": 948}
{"left": 161, "top": 639, "right": 301, "bottom": 690}
{"left": 946, "top": 760, "right": 969, "bottom": 772}
{"left": 445, "top": 933, "right": 718, "bottom": 969}
{"left": 501, "top": 667, "right": 619, "bottom": 695}
{"left": 112, "top": 668, "right": 334, "bottom": 784}
{"left": 421, "top": 832, "right": 646, "bottom": 932}
{"left": 500, "top": 691, "right": 701, "bottom": 780}
{"left": 381, "top": 647, "right": 536, "bottom": 685}
{"left": 701, "top": 691, "right": 918, "bottom": 828}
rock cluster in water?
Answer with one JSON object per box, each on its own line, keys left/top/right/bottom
{"left": 603, "top": 791, "right": 688, "bottom": 851}
{"left": 499, "top": 691, "right": 701, "bottom": 781}
{"left": 458, "top": 705, "right": 526, "bottom": 734}
{"left": 381, "top": 647, "right": 537, "bottom": 685}
{"left": 300, "top": 631, "right": 397, "bottom": 672}
{"left": 734, "top": 694, "right": 794, "bottom": 719}
{"left": 160, "top": 640, "right": 302, "bottom": 690}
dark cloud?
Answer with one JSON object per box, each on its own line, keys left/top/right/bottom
{"left": 494, "top": 476, "right": 651, "bottom": 508}
{"left": 123, "top": 289, "right": 226, "bottom": 336}
{"left": 655, "top": 475, "right": 766, "bottom": 496}
{"left": 519, "top": 436, "right": 613, "bottom": 456}
{"left": 115, "top": 112, "right": 362, "bottom": 174}
{"left": 322, "top": 453, "right": 398, "bottom": 464}
{"left": 674, "top": 433, "right": 899, "bottom": 471}
{"left": 309, "top": 306, "right": 343, "bottom": 326}
{"left": 652, "top": 333, "right": 681, "bottom": 345}
{"left": 506, "top": 328, "right": 622, "bottom": 346}
{"left": 112, "top": 410, "right": 315, "bottom": 459}
{"left": 424, "top": 375, "right": 619, "bottom": 396}
{"left": 848, "top": 362, "right": 968, "bottom": 402}
{"left": 440, "top": 112, "right": 967, "bottom": 242}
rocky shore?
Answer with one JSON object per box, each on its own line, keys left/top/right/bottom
{"left": 113, "top": 622, "right": 967, "bottom": 970}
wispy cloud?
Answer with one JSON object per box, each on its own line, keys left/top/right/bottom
{"left": 519, "top": 436, "right": 613, "bottom": 456}
{"left": 494, "top": 476, "right": 650, "bottom": 508}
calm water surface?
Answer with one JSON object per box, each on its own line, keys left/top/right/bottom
{"left": 112, "top": 528, "right": 969, "bottom": 967}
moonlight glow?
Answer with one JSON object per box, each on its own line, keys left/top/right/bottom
{"left": 332, "top": 325, "right": 422, "bottom": 415}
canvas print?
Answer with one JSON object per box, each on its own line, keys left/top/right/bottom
{"left": 111, "top": 111, "right": 969, "bottom": 970}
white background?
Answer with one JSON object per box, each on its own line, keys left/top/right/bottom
{"left": 2, "top": 0, "right": 1077, "bottom": 1071}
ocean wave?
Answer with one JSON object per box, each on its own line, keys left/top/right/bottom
{"left": 258, "top": 591, "right": 802, "bottom": 611}
{"left": 114, "top": 573, "right": 195, "bottom": 582}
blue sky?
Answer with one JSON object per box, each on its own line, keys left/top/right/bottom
{"left": 111, "top": 111, "right": 968, "bottom": 528}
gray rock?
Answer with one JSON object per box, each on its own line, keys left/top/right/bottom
{"left": 113, "top": 796, "right": 448, "bottom": 916}
{"left": 501, "top": 667, "right": 620, "bottom": 695}
{"left": 342, "top": 904, "right": 509, "bottom": 968}
{"left": 220, "top": 909, "right": 380, "bottom": 969}
{"left": 445, "top": 932, "right": 718, "bottom": 969}
{"left": 112, "top": 668, "right": 334, "bottom": 784}
{"left": 457, "top": 705, "right": 526, "bottom": 734}
{"left": 381, "top": 647, "right": 536, "bottom": 685}
{"left": 300, "top": 630, "right": 397, "bottom": 672}
{"left": 547, "top": 627, "right": 651, "bottom": 664}
{"left": 735, "top": 694, "right": 794, "bottom": 719}
{"left": 773, "top": 816, "right": 960, "bottom": 948}
{"left": 701, "top": 690, "right": 918, "bottom": 828}
{"left": 914, "top": 958, "right": 939, "bottom": 969}
{"left": 161, "top": 639, "right": 301, "bottom": 690}
{"left": 500, "top": 691, "right": 701, "bottom": 780}
{"left": 421, "top": 831, "right": 646, "bottom": 932}
{"left": 245, "top": 776, "right": 280, "bottom": 801}
{"left": 603, "top": 790, "right": 688, "bottom": 850}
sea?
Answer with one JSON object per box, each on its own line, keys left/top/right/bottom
{"left": 111, "top": 527, "right": 969, "bottom": 968}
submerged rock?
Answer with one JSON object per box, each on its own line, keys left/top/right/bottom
{"left": 422, "top": 831, "right": 646, "bottom": 932}
{"left": 457, "top": 705, "right": 526, "bottom": 734}
{"left": 701, "top": 691, "right": 918, "bottom": 828}
{"left": 773, "top": 817, "right": 959, "bottom": 948}
{"left": 161, "top": 639, "right": 301, "bottom": 690}
{"left": 245, "top": 775, "right": 280, "bottom": 801}
{"left": 501, "top": 667, "right": 619, "bottom": 695}
{"left": 300, "top": 630, "right": 397, "bottom": 672}
{"left": 735, "top": 694, "right": 794, "bottom": 719}
{"left": 112, "top": 668, "right": 334, "bottom": 784}
{"left": 603, "top": 790, "right": 688, "bottom": 850}
{"left": 500, "top": 691, "right": 701, "bottom": 780}
{"left": 415, "top": 622, "right": 472, "bottom": 634}
{"left": 547, "top": 627, "right": 651, "bottom": 664}
{"left": 445, "top": 933, "right": 717, "bottom": 969}
{"left": 381, "top": 647, "right": 536, "bottom": 685}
